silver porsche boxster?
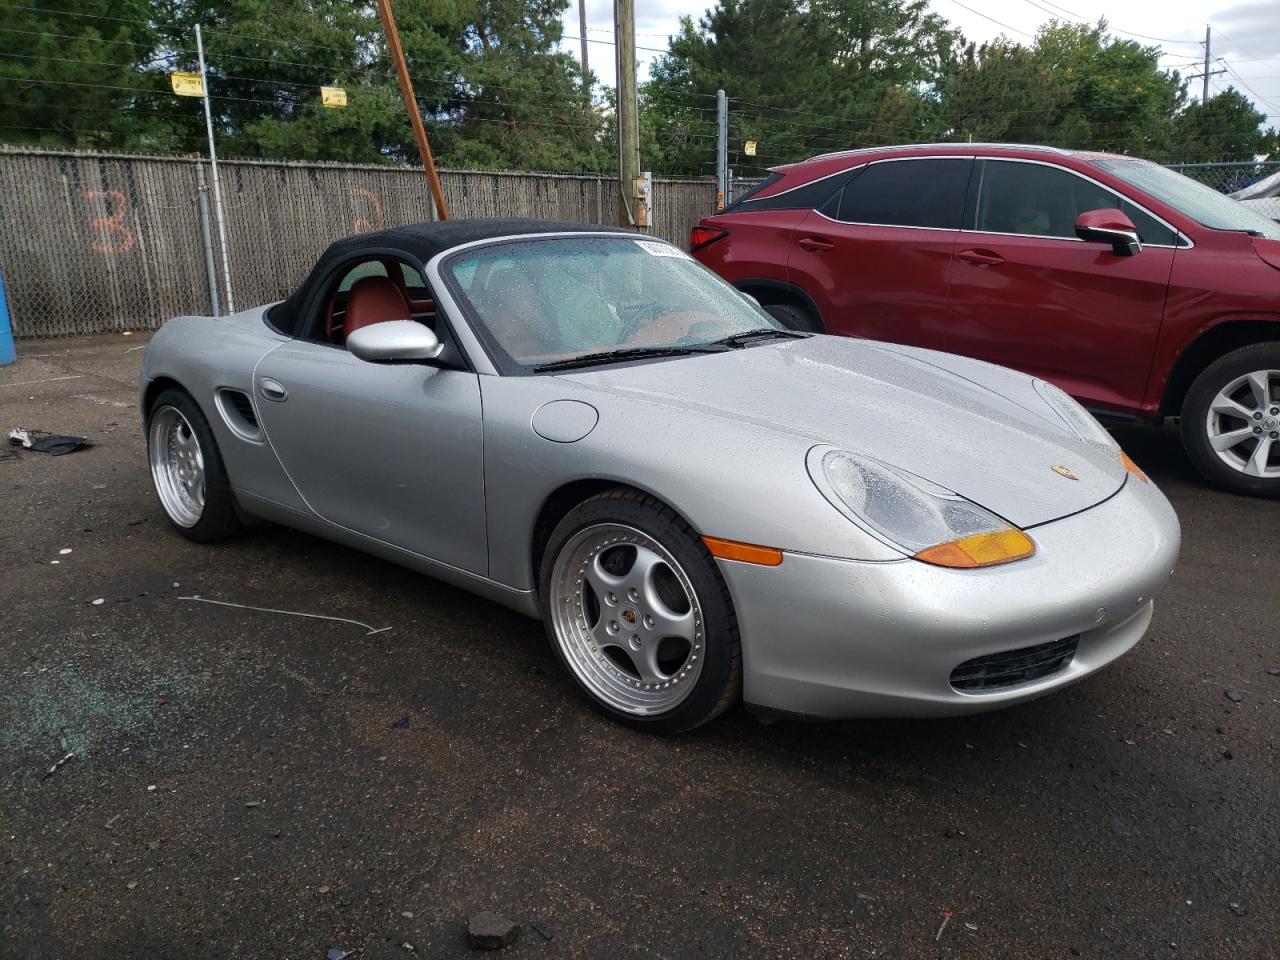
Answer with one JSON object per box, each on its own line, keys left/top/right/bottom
{"left": 141, "top": 219, "right": 1180, "bottom": 732}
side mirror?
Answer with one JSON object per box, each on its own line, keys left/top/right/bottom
{"left": 346, "top": 320, "right": 444, "bottom": 363}
{"left": 1074, "top": 208, "right": 1142, "bottom": 257}
{"left": 740, "top": 291, "right": 763, "bottom": 309}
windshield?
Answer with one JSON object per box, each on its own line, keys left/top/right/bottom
{"left": 442, "top": 235, "right": 782, "bottom": 370}
{"left": 1093, "top": 158, "right": 1280, "bottom": 240}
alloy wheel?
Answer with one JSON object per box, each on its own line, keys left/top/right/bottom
{"left": 548, "top": 523, "right": 705, "bottom": 716}
{"left": 1204, "top": 369, "right": 1280, "bottom": 479}
{"left": 149, "top": 405, "right": 207, "bottom": 527}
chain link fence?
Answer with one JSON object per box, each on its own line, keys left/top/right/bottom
{"left": 0, "top": 146, "right": 718, "bottom": 339}
{"left": 2, "top": 149, "right": 1275, "bottom": 339}
{"left": 1166, "top": 161, "right": 1280, "bottom": 223}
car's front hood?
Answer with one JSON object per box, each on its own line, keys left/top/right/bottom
{"left": 561, "top": 336, "right": 1126, "bottom": 529}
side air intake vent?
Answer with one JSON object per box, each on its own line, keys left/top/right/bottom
{"left": 216, "top": 388, "right": 262, "bottom": 441}
{"left": 950, "top": 636, "right": 1079, "bottom": 693}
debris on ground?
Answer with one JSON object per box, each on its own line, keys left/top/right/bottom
{"left": 1229, "top": 902, "right": 1246, "bottom": 916}
{"left": 935, "top": 910, "right": 953, "bottom": 942}
{"left": 244, "top": 800, "right": 263, "bottom": 808}
{"left": 943, "top": 827, "right": 966, "bottom": 839}
{"left": 401, "top": 911, "right": 414, "bottom": 920}
{"left": 176, "top": 595, "right": 391, "bottom": 635}
{"left": 42, "top": 751, "right": 74, "bottom": 779}
{"left": 467, "top": 911, "right": 521, "bottom": 950}
{"left": 1225, "top": 689, "right": 1244, "bottom": 703}
{"left": 327, "top": 948, "right": 355, "bottom": 960}
{"left": 390, "top": 716, "right": 410, "bottom": 730}
{"left": 91, "top": 598, "right": 105, "bottom": 606}
{"left": 531, "top": 923, "right": 555, "bottom": 941}
{"left": 7, "top": 427, "right": 91, "bottom": 456}
{"left": 401, "top": 943, "right": 415, "bottom": 953}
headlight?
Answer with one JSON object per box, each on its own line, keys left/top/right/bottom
{"left": 1033, "top": 379, "right": 1147, "bottom": 481}
{"left": 1033, "top": 379, "right": 1118, "bottom": 451}
{"left": 807, "top": 447, "right": 1035, "bottom": 569}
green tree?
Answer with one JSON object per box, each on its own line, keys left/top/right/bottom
{"left": 1171, "top": 88, "right": 1277, "bottom": 162}
{"left": 641, "top": 0, "right": 959, "bottom": 177}
{"left": 937, "top": 21, "right": 1184, "bottom": 156}
{"left": 0, "top": 0, "right": 178, "bottom": 150}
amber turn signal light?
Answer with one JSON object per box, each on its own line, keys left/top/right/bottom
{"left": 702, "top": 535, "right": 784, "bottom": 566}
{"left": 914, "top": 529, "right": 1035, "bottom": 569}
{"left": 1120, "top": 451, "right": 1148, "bottom": 483}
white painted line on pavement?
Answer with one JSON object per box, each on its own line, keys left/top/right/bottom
{"left": 0, "top": 375, "right": 84, "bottom": 387}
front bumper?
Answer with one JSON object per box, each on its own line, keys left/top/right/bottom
{"left": 718, "top": 476, "right": 1180, "bottom": 719}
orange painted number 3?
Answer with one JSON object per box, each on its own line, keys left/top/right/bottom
{"left": 84, "top": 190, "right": 135, "bottom": 254}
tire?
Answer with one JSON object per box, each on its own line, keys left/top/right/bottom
{"left": 147, "top": 387, "right": 246, "bottom": 541}
{"left": 763, "top": 302, "right": 822, "bottom": 333}
{"left": 538, "top": 488, "right": 742, "bottom": 734}
{"left": 1180, "top": 342, "right": 1280, "bottom": 498}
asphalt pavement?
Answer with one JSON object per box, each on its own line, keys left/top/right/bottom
{"left": 2, "top": 334, "right": 1277, "bottom": 960}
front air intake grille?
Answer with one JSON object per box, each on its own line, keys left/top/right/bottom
{"left": 950, "top": 636, "right": 1079, "bottom": 693}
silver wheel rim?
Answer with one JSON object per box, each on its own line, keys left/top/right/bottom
{"left": 1205, "top": 369, "right": 1280, "bottom": 479}
{"left": 548, "top": 523, "right": 705, "bottom": 716}
{"left": 149, "top": 406, "right": 206, "bottom": 527}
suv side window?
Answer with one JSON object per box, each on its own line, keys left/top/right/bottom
{"left": 835, "top": 158, "right": 971, "bottom": 229}
{"left": 976, "top": 160, "right": 1178, "bottom": 246}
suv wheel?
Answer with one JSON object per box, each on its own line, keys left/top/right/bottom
{"left": 1181, "top": 343, "right": 1280, "bottom": 497}
{"left": 763, "top": 303, "right": 822, "bottom": 333}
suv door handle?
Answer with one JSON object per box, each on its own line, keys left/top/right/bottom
{"left": 258, "top": 378, "right": 288, "bottom": 402}
{"left": 797, "top": 236, "right": 835, "bottom": 253}
{"left": 956, "top": 248, "right": 1005, "bottom": 266}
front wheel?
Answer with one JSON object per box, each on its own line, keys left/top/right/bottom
{"left": 148, "top": 388, "right": 246, "bottom": 540}
{"left": 538, "top": 489, "right": 742, "bottom": 734}
{"left": 763, "top": 302, "right": 822, "bottom": 333}
{"left": 1180, "top": 343, "right": 1280, "bottom": 497}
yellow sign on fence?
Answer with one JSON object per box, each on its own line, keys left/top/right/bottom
{"left": 321, "top": 86, "right": 348, "bottom": 108}
{"left": 169, "top": 72, "right": 205, "bottom": 97}
{"left": 744, "top": 140, "right": 758, "bottom": 156}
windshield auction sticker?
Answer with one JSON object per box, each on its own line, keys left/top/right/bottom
{"left": 635, "top": 240, "right": 692, "bottom": 259}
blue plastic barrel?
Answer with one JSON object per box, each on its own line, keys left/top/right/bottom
{"left": 0, "top": 268, "right": 14, "bottom": 366}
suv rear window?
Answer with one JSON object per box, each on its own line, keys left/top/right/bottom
{"left": 835, "top": 158, "right": 971, "bottom": 229}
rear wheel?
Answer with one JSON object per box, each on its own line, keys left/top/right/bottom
{"left": 763, "top": 302, "right": 822, "bottom": 333}
{"left": 1180, "top": 343, "right": 1280, "bottom": 498}
{"left": 538, "top": 489, "right": 741, "bottom": 734}
{"left": 147, "top": 388, "right": 245, "bottom": 540}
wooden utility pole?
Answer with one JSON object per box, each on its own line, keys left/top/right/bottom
{"left": 1187, "top": 26, "right": 1226, "bottom": 104}
{"left": 577, "top": 0, "right": 590, "bottom": 92}
{"left": 614, "top": 0, "right": 640, "bottom": 226}
{"left": 375, "top": 0, "right": 450, "bottom": 220}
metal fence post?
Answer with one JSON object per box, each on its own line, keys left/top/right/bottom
{"left": 0, "top": 265, "right": 14, "bottom": 365}
{"left": 195, "top": 163, "right": 221, "bottom": 317}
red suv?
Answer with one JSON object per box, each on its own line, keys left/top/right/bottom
{"left": 691, "top": 144, "right": 1280, "bottom": 497}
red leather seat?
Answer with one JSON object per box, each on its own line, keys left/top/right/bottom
{"left": 343, "top": 276, "right": 412, "bottom": 339}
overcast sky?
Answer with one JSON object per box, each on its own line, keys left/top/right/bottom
{"left": 558, "top": 0, "right": 1278, "bottom": 125}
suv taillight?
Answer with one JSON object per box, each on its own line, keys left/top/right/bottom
{"left": 689, "top": 224, "right": 729, "bottom": 252}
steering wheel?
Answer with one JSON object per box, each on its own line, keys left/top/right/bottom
{"left": 617, "top": 302, "right": 665, "bottom": 344}
{"left": 621, "top": 310, "right": 723, "bottom": 348}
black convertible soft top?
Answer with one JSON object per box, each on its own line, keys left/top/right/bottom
{"left": 269, "top": 218, "right": 634, "bottom": 334}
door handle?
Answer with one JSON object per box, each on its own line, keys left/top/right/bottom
{"left": 956, "top": 248, "right": 1005, "bottom": 266}
{"left": 258, "top": 378, "right": 288, "bottom": 402}
{"left": 797, "top": 236, "right": 835, "bottom": 253}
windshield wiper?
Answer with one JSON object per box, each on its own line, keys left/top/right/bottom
{"left": 709, "top": 328, "right": 811, "bottom": 348}
{"left": 533, "top": 344, "right": 728, "bottom": 373}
